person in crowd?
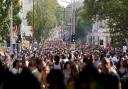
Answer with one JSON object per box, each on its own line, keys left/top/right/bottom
{"left": 28, "top": 57, "right": 40, "bottom": 80}
{"left": 63, "top": 62, "right": 72, "bottom": 85}
{"left": 66, "top": 64, "right": 79, "bottom": 89}
{"left": 76, "top": 64, "right": 103, "bottom": 89}
{"left": 3, "top": 68, "right": 41, "bottom": 89}
{"left": 0, "top": 41, "right": 128, "bottom": 89}
{"left": 117, "top": 57, "right": 128, "bottom": 89}
{"left": 53, "top": 55, "right": 62, "bottom": 70}
{"left": 46, "top": 69, "right": 65, "bottom": 89}
{"left": 40, "top": 63, "right": 47, "bottom": 89}
{"left": 10, "top": 60, "right": 22, "bottom": 74}
{"left": 100, "top": 57, "right": 121, "bottom": 89}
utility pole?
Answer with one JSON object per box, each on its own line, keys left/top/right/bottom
{"left": 37, "top": 0, "right": 39, "bottom": 43}
{"left": 33, "top": 0, "right": 34, "bottom": 27}
{"left": 71, "top": 0, "right": 76, "bottom": 49}
{"left": 62, "top": 8, "right": 65, "bottom": 40}
{"left": 10, "top": 2, "right": 13, "bottom": 53}
{"left": 71, "top": 0, "right": 73, "bottom": 37}
{"left": 44, "top": 0, "right": 48, "bottom": 40}
{"left": 71, "top": 0, "right": 76, "bottom": 35}
{"left": 32, "top": 0, "right": 34, "bottom": 44}
{"left": 72, "top": 0, "right": 76, "bottom": 35}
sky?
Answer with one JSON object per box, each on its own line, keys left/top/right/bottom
{"left": 57, "top": 0, "right": 72, "bottom": 7}
{"left": 57, "top": 0, "right": 82, "bottom": 7}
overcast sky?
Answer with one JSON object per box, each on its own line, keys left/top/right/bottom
{"left": 57, "top": 0, "right": 83, "bottom": 7}
{"left": 57, "top": 0, "right": 71, "bottom": 7}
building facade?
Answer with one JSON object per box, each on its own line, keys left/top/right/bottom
{"left": 64, "top": 1, "right": 83, "bottom": 42}
{"left": 19, "top": 0, "right": 33, "bottom": 37}
{"left": 87, "top": 20, "right": 111, "bottom": 48}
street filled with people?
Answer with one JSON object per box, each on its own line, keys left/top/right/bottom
{"left": 0, "top": 41, "right": 128, "bottom": 89}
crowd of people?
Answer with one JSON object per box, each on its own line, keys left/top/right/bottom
{"left": 0, "top": 41, "right": 128, "bottom": 89}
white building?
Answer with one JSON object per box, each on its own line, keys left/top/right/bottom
{"left": 87, "top": 20, "right": 111, "bottom": 48}
{"left": 19, "top": 0, "right": 33, "bottom": 37}
{"left": 64, "top": 0, "right": 84, "bottom": 41}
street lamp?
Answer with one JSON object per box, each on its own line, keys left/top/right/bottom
{"left": 62, "top": 0, "right": 76, "bottom": 49}
{"left": 32, "top": 0, "right": 35, "bottom": 44}
{"left": 10, "top": 1, "right": 13, "bottom": 53}
{"left": 33, "top": 0, "right": 34, "bottom": 28}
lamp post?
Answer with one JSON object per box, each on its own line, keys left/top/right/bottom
{"left": 72, "top": 0, "right": 76, "bottom": 35}
{"left": 71, "top": 0, "right": 76, "bottom": 49}
{"left": 32, "top": 0, "right": 34, "bottom": 44}
{"left": 63, "top": 0, "right": 76, "bottom": 34}
{"left": 37, "top": 0, "right": 39, "bottom": 42}
{"left": 33, "top": 0, "right": 34, "bottom": 28}
{"left": 56, "top": 5, "right": 66, "bottom": 40}
{"left": 10, "top": 1, "right": 13, "bottom": 53}
{"left": 62, "top": 0, "right": 76, "bottom": 49}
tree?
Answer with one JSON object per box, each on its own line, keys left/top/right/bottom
{"left": 75, "top": 7, "right": 92, "bottom": 39}
{"left": 83, "top": 0, "right": 128, "bottom": 47}
{"left": 12, "top": 0, "right": 22, "bottom": 26}
{"left": 27, "top": 0, "right": 58, "bottom": 41}
{"left": 0, "top": 0, "right": 11, "bottom": 39}
{"left": 0, "top": 0, "right": 21, "bottom": 40}
{"left": 63, "top": 1, "right": 92, "bottom": 42}
{"left": 55, "top": 4, "right": 64, "bottom": 26}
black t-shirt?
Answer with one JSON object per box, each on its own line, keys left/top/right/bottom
{"left": 99, "top": 72, "right": 120, "bottom": 89}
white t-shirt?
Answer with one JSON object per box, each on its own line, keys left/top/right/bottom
{"left": 32, "top": 68, "right": 40, "bottom": 80}
{"left": 11, "top": 68, "right": 18, "bottom": 74}
{"left": 123, "top": 46, "right": 127, "bottom": 53}
{"left": 53, "top": 63, "right": 61, "bottom": 70}
{"left": 112, "top": 56, "right": 119, "bottom": 63}
{"left": 10, "top": 68, "right": 22, "bottom": 74}
{"left": 94, "top": 59, "right": 101, "bottom": 69}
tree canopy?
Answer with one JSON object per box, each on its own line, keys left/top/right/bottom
{"left": 75, "top": 7, "right": 92, "bottom": 40}
{"left": 55, "top": 4, "right": 64, "bottom": 26}
{"left": 0, "top": 0, "right": 21, "bottom": 39}
{"left": 27, "top": 0, "right": 64, "bottom": 41}
{"left": 83, "top": 0, "right": 128, "bottom": 47}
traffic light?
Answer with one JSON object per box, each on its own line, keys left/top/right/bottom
{"left": 71, "top": 34, "right": 76, "bottom": 43}
{"left": 16, "top": 34, "right": 21, "bottom": 43}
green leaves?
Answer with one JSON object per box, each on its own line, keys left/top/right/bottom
{"left": 55, "top": 5, "right": 64, "bottom": 26}
{"left": 27, "top": 0, "right": 64, "bottom": 40}
{"left": 83, "top": 0, "right": 128, "bottom": 47}
{"left": 0, "top": 0, "right": 21, "bottom": 40}
{"left": 0, "top": 0, "right": 11, "bottom": 39}
{"left": 12, "top": 0, "right": 21, "bottom": 15}
{"left": 75, "top": 7, "right": 92, "bottom": 39}
{"left": 13, "top": 15, "right": 22, "bottom": 26}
